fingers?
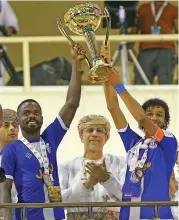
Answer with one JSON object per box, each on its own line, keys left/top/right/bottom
{"left": 100, "top": 44, "right": 111, "bottom": 64}
{"left": 68, "top": 42, "right": 73, "bottom": 48}
{"left": 73, "top": 44, "right": 84, "bottom": 54}
{"left": 70, "top": 43, "right": 86, "bottom": 60}
{"left": 85, "top": 162, "right": 105, "bottom": 173}
{"left": 75, "top": 45, "right": 86, "bottom": 60}
{"left": 85, "top": 162, "right": 95, "bottom": 171}
{"left": 86, "top": 169, "right": 92, "bottom": 176}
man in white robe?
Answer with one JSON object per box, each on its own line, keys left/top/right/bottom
{"left": 58, "top": 114, "right": 126, "bottom": 220}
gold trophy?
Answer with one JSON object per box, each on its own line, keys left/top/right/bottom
{"left": 57, "top": 2, "right": 111, "bottom": 84}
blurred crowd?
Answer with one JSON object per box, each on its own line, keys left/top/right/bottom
{"left": 0, "top": 0, "right": 178, "bottom": 86}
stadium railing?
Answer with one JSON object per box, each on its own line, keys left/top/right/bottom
{"left": 0, "top": 201, "right": 178, "bottom": 220}
{"left": 0, "top": 34, "right": 178, "bottom": 92}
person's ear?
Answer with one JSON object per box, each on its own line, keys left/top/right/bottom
{"left": 104, "top": 134, "right": 109, "bottom": 143}
{"left": 79, "top": 133, "right": 84, "bottom": 143}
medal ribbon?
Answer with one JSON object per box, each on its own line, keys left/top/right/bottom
{"left": 151, "top": 1, "right": 168, "bottom": 24}
{"left": 19, "top": 137, "right": 50, "bottom": 175}
{"left": 127, "top": 138, "right": 152, "bottom": 173}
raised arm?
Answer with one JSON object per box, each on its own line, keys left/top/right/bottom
{"left": 100, "top": 45, "right": 127, "bottom": 129}
{"left": 108, "top": 68, "right": 158, "bottom": 136}
{"left": 0, "top": 179, "right": 13, "bottom": 220}
{"left": 59, "top": 43, "right": 85, "bottom": 127}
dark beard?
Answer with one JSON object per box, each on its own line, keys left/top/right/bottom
{"left": 21, "top": 124, "right": 42, "bottom": 135}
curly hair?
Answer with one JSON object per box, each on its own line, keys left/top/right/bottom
{"left": 142, "top": 98, "right": 170, "bottom": 130}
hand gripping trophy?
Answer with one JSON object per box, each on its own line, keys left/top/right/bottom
{"left": 57, "top": 2, "right": 112, "bottom": 84}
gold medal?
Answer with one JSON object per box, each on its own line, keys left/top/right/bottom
{"left": 48, "top": 186, "right": 62, "bottom": 203}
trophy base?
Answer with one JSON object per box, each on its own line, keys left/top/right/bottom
{"left": 88, "top": 63, "right": 111, "bottom": 84}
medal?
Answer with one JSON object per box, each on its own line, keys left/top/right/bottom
{"left": 48, "top": 185, "right": 62, "bottom": 203}
{"left": 19, "top": 137, "right": 61, "bottom": 203}
{"left": 130, "top": 171, "right": 139, "bottom": 183}
{"left": 134, "top": 167, "right": 145, "bottom": 180}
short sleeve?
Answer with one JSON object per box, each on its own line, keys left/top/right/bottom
{"left": 1, "top": 144, "right": 16, "bottom": 180}
{"left": 41, "top": 115, "right": 68, "bottom": 152}
{"left": 159, "top": 130, "right": 177, "bottom": 176}
{"left": 117, "top": 124, "right": 142, "bottom": 152}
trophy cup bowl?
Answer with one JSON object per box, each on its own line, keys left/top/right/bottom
{"left": 64, "top": 3, "right": 102, "bottom": 35}
{"left": 57, "top": 2, "right": 112, "bottom": 84}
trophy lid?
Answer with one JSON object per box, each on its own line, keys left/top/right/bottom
{"left": 64, "top": 3, "right": 102, "bottom": 35}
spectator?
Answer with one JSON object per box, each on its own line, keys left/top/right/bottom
{"left": 0, "top": 109, "right": 19, "bottom": 219}
{"left": 58, "top": 115, "right": 126, "bottom": 220}
{"left": 0, "top": 0, "right": 19, "bottom": 86}
{"left": 134, "top": 1, "right": 178, "bottom": 84}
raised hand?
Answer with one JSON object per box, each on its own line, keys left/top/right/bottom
{"left": 69, "top": 42, "right": 86, "bottom": 62}
{"left": 100, "top": 44, "right": 111, "bottom": 64}
{"left": 107, "top": 67, "right": 121, "bottom": 88}
{"left": 100, "top": 44, "right": 121, "bottom": 87}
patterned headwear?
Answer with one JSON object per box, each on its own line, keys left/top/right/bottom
{"left": 77, "top": 114, "right": 111, "bottom": 139}
{"left": 2, "top": 109, "right": 18, "bottom": 123}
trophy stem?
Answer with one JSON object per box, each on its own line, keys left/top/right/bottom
{"left": 83, "top": 26, "right": 100, "bottom": 61}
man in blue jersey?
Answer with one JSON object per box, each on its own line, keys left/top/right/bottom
{"left": 0, "top": 43, "right": 86, "bottom": 220}
{"left": 101, "top": 45, "right": 178, "bottom": 219}
{"left": 0, "top": 109, "right": 19, "bottom": 219}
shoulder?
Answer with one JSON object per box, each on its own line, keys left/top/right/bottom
{"left": 42, "top": 116, "right": 68, "bottom": 136}
{"left": 1, "top": 140, "right": 20, "bottom": 153}
{"left": 168, "top": 3, "right": 178, "bottom": 10}
{"left": 160, "top": 130, "right": 178, "bottom": 147}
{"left": 166, "top": 3, "right": 178, "bottom": 16}
{"left": 163, "top": 130, "right": 176, "bottom": 139}
{"left": 1, "top": 0, "right": 8, "bottom": 7}
{"left": 137, "top": 3, "right": 149, "bottom": 13}
{"left": 118, "top": 124, "right": 141, "bottom": 137}
{"left": 1, "top": 1, "right": 11, "bottom": 10}
{"left": 58, "top": 156, "right": 83, "bottom": 170}
{"left": 105, "top": 154, "right": 126, "bottom": 166}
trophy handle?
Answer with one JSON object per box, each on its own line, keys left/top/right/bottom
{"left": 56, "top": 19, "right": 92, "bottom": 69}
{"left": 103, "top": 7, "right": 111, "bottom": 46}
